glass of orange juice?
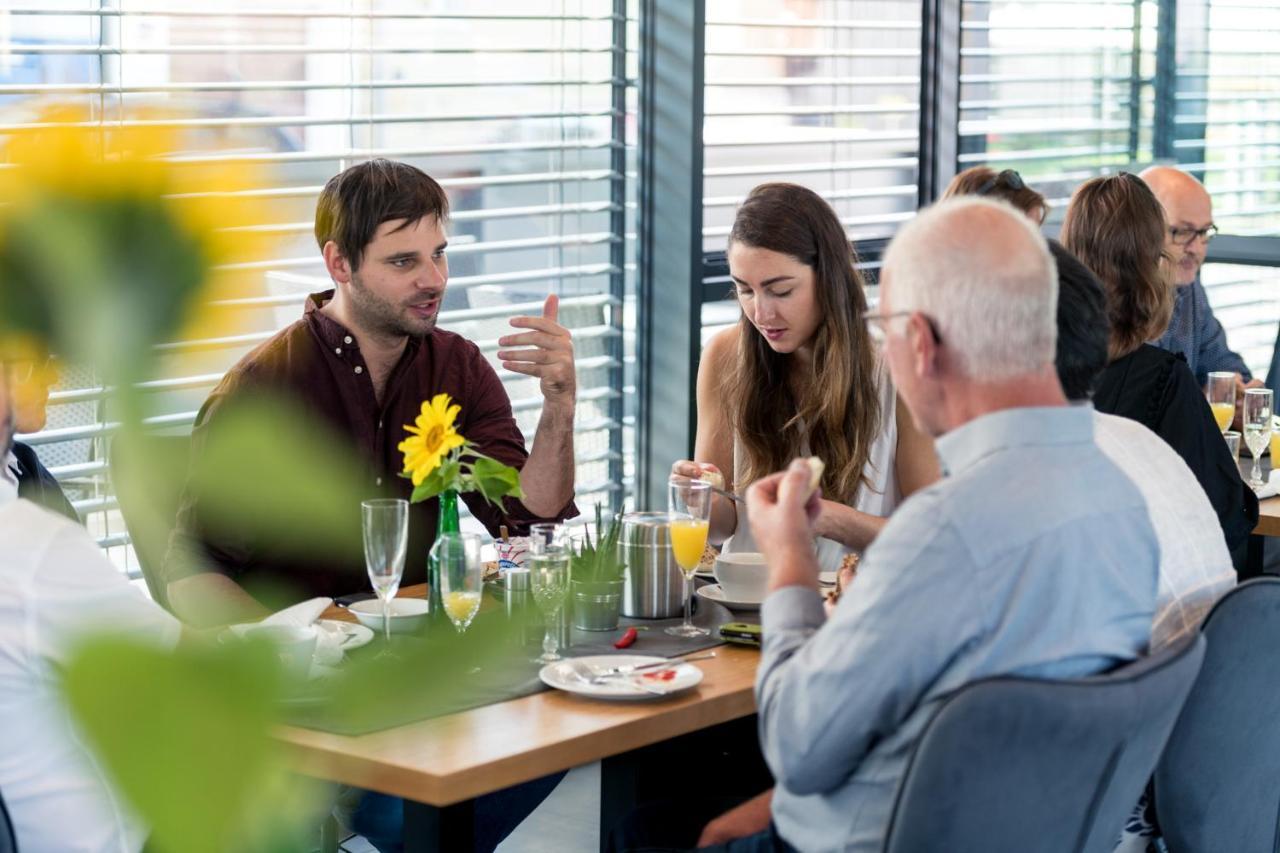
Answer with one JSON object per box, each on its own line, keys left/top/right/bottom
{"left": 667, "top": 476, "right": 712, "bottom": 638}
{"left": 1207, "top": 371, "right": 1236, "bottom": 433}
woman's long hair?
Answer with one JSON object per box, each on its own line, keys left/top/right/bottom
{"left": 1061, "top": 173, "right": 1173, "bottom": 360}
{"left": 722, "top": 183, "right": 881, "bottom": 502}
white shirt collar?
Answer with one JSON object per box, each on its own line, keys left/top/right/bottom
{"left": 0, "top": 451, "right": 17, "bottom": 507}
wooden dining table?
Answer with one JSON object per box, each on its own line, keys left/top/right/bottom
{"left": 276, "top": 584, "right": 762, "bottom": 852}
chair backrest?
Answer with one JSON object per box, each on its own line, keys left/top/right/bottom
{"left": 882, "top": 634, "right": 1206, "bottom": 853}
{"left": 109, "top": 433, "right": 192, "bottom": 611}
{"left": 1154, "top": 577, "right": 1280, "bottom": 853}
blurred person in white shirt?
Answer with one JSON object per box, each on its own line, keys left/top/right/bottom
{"left": 0, "top": 358, "right": 181, "bottom": 852}
{"left": 1048, "top": 239, "right": 1235, "bottom": 649}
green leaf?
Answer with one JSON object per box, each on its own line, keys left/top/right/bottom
{"left": 467, "top": 454, "right": 525, "bottom": 507}
{"left": 59, "top": 633, "right": 321, "bottom": 853}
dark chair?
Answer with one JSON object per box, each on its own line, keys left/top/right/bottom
{"left": 109, "top": 433, "right": 192, "bottom": 612}
{"left": 0, "top": 785, "right": 18, "bottom": 852}
{"left": 1153, "top": 578, "right": 1280, "bottom": 852}
{"left": 882, "top": 634, "right": 1206, "bottom": 853}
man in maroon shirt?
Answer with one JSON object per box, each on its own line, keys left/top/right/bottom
{"left": 164, "top": 159, "right": 578, "bottom": 627}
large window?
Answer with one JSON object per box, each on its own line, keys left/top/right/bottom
{"left": 958, "top": 0, "right": 1155, "bottom": 216}
{"left": 3, "top": 1, "right": 634, "bottom": 575}
{"left": 1173, "top": 0, "right": 1280, "bottom": 236}
{"left": 700, "top": 0, "right": 922, "bottom": 339}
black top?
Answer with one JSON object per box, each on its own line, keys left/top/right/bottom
{"left": 1094, "top": 344, "right": 1258, "bottom": 553}
{"left": 11, "top": 441, "right": 80, "bottom": 523}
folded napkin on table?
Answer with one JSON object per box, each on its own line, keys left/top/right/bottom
{"left": 228, "top": 597, "right": 347, "bottom": 665}
{"left": 1253, "top": 470, "right": 1280, "bottom": 501}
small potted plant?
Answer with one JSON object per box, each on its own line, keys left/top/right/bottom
{"left": 570, "top": 505, "right": 626, "bottom": 631}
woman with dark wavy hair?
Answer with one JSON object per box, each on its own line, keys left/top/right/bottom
{"left": 673, "top": 183, "right": 938, "bottom": 567}
{"left": 1062, "top": 172, "right": 1257, "bottom": 553}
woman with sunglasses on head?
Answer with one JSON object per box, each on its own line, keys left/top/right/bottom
{"left": 672, "top": 183, "right": 939, "bottom": 569}
{"left": 1062, "top": 172, "right": 1257, "bottom": 554}
{"left": 943, "top": 166, "right": 1049, "bottom": 224}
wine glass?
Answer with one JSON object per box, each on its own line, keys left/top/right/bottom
{"left": 666, "top": 476, "right": 712, "bottom": 638}
{"left": 1243, "top": 388, "right": 1273, "bottom": 490}
{"left": 436, "top": 532, "right": 483, "bottom": 633}
{"left": 362, "top": 499, "right": 409, "bottom": 651}
{"left": 1206, "top": 371, "right": 1236, "bottom": 434}
{"left": 529, "top": 524, "right": 569, "bottom": 663}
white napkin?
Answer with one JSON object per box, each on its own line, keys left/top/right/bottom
{"left": 229, "top": 597, "right": 346, "bottom": 667}
{"left": 262, "top": 597, "right": 331, "bottom": 628}
{"left": 1254, "top": 470, "right": 1280, "bottom": 501}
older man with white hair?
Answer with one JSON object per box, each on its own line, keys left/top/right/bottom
{"left": 719, "top": 197, "right": 1159, "bottom": 853}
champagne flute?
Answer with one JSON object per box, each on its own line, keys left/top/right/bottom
{"left": 362, "top": 499, "right": 409, "bottom": 652}
{"left": 1243, "top": 388, "right": 1273, "bottom": 490}
{"left": 1206, "top": 371, "right": 1236, "bottom": 434}
{"left": 666, "top": 476, "right": 712, "bottom": 638}
{"left": 529, "top": 523, "right": 569, "bottom": 663}
{"left": 436, "top": 532, "right": 483, "bottom": 633}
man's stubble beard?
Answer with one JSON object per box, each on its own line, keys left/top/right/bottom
{"left": 348, "top": 272, "right": 437, "bottom": 340}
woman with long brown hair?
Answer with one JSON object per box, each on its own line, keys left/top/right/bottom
{"left": 1062, "top": 172, "right": 1257, "bottom": 552}
{"left": 673, "top": 183, "right": 938, "bottom": 567}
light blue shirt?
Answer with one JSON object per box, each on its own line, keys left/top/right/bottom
{"left": 757, "top": 405, "right": 1159, "bottom": 853}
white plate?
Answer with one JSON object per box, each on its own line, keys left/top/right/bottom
{"left": 818, "top": 571, "right": 837, "bottom": 586}
{"left": 540, "top": 654, "right": 703, "bottom": 701}
{"left": 694, "top": 566, "right": 716, "bottom": 580}
{"left": 316, "top": 619, "right": 374, "bottom": 651}
{"left": 696, "top": 583, "right": 762, "bottom": 611}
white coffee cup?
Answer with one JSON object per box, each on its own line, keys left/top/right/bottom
{"left": 714, "top": 551, "right": 768, "bottom": 602}
{"left": 244, "top": 624, "right": 318, "bottom": 680}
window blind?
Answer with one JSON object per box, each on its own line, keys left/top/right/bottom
{"left": 2, "top": 1, "right": 634, "bottom": 576}
{"left": 700, "top": 0, "right": 921, "bottom": 338}
{"left": 1174, "top": 0, "right": 1280, "bottom": 236}
{"left": 958, "top": 0, "right": 1154, "bottom": 215}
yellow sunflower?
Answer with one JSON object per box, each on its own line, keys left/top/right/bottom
{"left": 399, "top": 393, "right": 467, "bottom": 486}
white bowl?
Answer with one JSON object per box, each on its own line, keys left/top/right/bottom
{"left": 713, "top": 551, "right": 768, "bottom": 603}
{"left": 348, "top": 598, "right": 430, "bottom": 634}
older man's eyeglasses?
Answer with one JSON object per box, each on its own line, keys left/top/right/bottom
{"left": 1169, "top": 224, "right": 1218, "bottom": 246}
{"left": 861, "top": 310, "right": 941, "bottom": 345}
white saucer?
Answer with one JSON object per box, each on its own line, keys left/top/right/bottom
{"left": 316, "top": 619, "right": 374, "bottom": 651}
{"left": 818, "top": 571, "right": 837, "bottom": 586}
{"left": 540, "top": 655, "right": 703, "bottom": 700}
{"left": 694, "top": 567, "right": 716, "bottom": 580}
{"left": 696, "top": 583, "right": 762, "bottom": 611}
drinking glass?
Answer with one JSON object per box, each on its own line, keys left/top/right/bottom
{"left": 1243, "top": 388, "right": 1274, "bottom": 489}
{"left": 1206, "top": 371, "right": 1236, "bottom": 434}
{"left": 666, "top": 476, "right": 712, "bottom": 638}
{"left": 362, "top": 499, "right": 409, "bottom": 650}
{"left": 436, "top": 532, "right": 483, "bottom": 633}
{"left": 529, "top": 523, "right": 570, "bottom": 662}
{"left": 1224, "top": 430, "right": 1241, "bottom": 461}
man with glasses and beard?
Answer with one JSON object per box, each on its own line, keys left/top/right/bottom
{"left": 1140, "top": 166, "right": 1259, "bottom": 393}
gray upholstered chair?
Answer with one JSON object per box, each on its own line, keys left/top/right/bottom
{"left": 882, "top": 634, "right": 1206, "bottom": 853}
{"left": 1154, "top": 577, "right": 1280, "bottom": 853}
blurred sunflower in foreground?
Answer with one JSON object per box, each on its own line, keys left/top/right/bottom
{"left": 0, "top": 104, "right": 270, "bottom": 411}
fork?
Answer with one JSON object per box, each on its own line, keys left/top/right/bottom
{"left": 592, "top": 652, "right": 718, "bottom": 679}
{"left": 562, "top": 659, "right": 667, "bottom": 694}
